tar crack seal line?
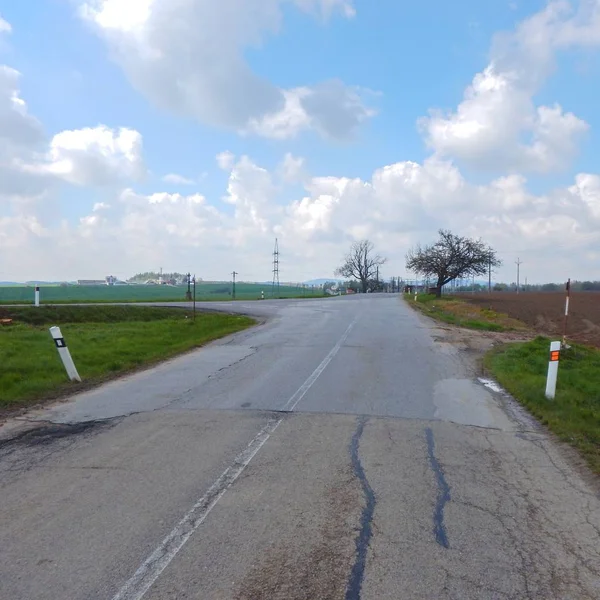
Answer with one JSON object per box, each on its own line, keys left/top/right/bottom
{"left": 425, "top": 427, "right": 451, "bottom": 549}
{"left": 345, "top": 416, "right": 376, "bottom": 600}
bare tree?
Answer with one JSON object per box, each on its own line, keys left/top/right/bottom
{"left": 335, "top": 240, "right": 387, "bottom": 293}
{"left": 406, "top": 230, "right": 501, "bottom": 297}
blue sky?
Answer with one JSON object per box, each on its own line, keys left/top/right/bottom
{"left": 1, "top": 0, "right": 599, "bottom": 282}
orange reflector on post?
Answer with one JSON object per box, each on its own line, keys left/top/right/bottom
{"left": 550, "top": 350, "right": 560, "bottom": 362}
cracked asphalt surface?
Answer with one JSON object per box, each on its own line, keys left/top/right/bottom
{"left": 1, "top": 295, "right": 599, "bottom": 599}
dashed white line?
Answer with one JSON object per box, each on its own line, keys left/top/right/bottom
{"left": 111, "top": 314, "right": 359, "bottom": 600}
{"left": 281, "top": 315, "right": 360, "bottom": 412}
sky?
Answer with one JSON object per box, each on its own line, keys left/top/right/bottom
{"left": 0, "top": 0, "right": 599, "bottom": 284}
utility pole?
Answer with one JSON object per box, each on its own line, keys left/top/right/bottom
{"left": 376, "top": 266, "right": 379, "bottom": 292}
{"left": 515, "top": 258, "right": 523, "bottom": 294}
{"left": 232, "top": 271, "right": 238, "bottom": 300}
{"left": 192, "top": 274, "right": 196, "bottom": 321}
{"left": 185, "top": 272, "right": 192, "bottom": 301}
{"left": 272, "top": 238, "right": 280, "bottom": 299}
{"left": 488, "top": 255, "right": 492, "bottom": 294}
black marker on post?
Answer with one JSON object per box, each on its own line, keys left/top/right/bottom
{"left": 49, "top": 326, "right": 82, "bottom": 382}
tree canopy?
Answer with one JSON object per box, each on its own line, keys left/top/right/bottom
{"left": 406, "top": 230, "right": 501, "bottom": 296}
{"left": 335, "top": 240, "right": 387, "bottom": 293}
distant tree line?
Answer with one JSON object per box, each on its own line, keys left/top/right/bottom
{"left": 490, "top": 281, "right": 600, "bottom": 292}
{"left": 446, "top": 280, "right": 600, "bottom": 293}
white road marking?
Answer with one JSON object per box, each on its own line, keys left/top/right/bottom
{"left": 111, "top": 314, "right": 359, "bottom": 600}
{"left": 281, "top": 315, "right": 359, "bottom": 412}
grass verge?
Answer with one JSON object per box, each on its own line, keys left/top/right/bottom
{"left": 0, "top": 306, "right": 255, "bottom": 412}
{"left": 485, "top": 337, "right": 600, "bottom": 474}
{"left": 404, "top": 293, "right": 526, "bottom": 332}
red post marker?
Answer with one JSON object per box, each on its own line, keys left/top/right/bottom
{"left": 545, "top": 341, "right": 561, "bottom": 400}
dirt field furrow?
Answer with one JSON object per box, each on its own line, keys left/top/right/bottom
{"left": 462, "top": 292, "right": 600, "bottom": 348}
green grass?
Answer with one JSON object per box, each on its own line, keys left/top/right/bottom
{"left": 0, "top": 283, "right": 325, "bottom": 304}
{"left": 485, "top": 337, "right": 600, "bottom": 474}
{"left": 404, "top": 294, "right": 524, "bottom": 332}
{"left": 0, "top": 306, "right": 255, "bottom": 411}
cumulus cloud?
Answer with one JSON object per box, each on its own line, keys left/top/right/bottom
{"left": 4, "top": 151, "right": 600, "bottom": 283}
{"left": 30, "top": 126, "right": 146, "bottom": 186}
{"left": 1, "top": 55, "right": 145, "bottom": 210}
{"left": 77, "top": 0, "right": 373, "bottom": 140}
{"left": 245, "top": 82, "right": 376, "bottom": 140}
{"left": 421, "top": 0, "right": 600, "bottom": 172}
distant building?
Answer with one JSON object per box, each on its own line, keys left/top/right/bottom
{"left": 77, "top": 280, "right": 106, "bottom": 286}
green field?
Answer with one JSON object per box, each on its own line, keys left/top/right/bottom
{"left": 0, "top": 305, "right": 255, "bottom": 411}
{"left": 486, "top": 338, "right": 600, "bottom": 475}
{"left": 0, "top": 282, "right": 324, "bottom": 304}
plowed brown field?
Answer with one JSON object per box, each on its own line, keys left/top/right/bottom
{"left": 462, "top": 292, "right": 600, "bottom": 348}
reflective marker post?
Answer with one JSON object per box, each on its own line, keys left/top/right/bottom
{"left": 562, "top": 279, "right": 571, "bottom": 346}
{"left": 49, "top": 326, "right": 82, "bottom": 382}
{"left": 35, "top": 286, "right": 40, "bottom": 307}
{"left": 545, "top": 341, "right": 561, "bottom": 400}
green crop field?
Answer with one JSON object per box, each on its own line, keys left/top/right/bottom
{"left": 0, "top": 282, "right": 324, "bottom": 304}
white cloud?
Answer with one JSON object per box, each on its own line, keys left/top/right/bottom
{"left": 162, "top": 173, "right": 195, "bottom": 185}
{"left": 77, "top": 0, "right": 372, "bottom": 140}
{"left": 0, "top": 14, "right": 11, "bottom": 34}
{"left": 29, "top": 126, "right": 145, "bottom": 186}
{"left": 279, "top": 153, "right": 306, "bottom": 183}
{"left": 421, "top": 0, "right": 600, "bottom": 172}
{"left": 0, "top": 65, "right": 49, "bottom": 200}
{"left": 0, "top": 57, "right": 145, "bottom": 208}
{"left": 4, "top": 151, "right": 599, "bottom": 283}
{"left": 0, "top": 65, "right": 44, "bottom": 153}
{"left": 569, "top": 173, "right": 600, "bottom": 219}
{"left": 222, "top": 155, "right": 279, "bottom": 238}
{"left": 216, "top": 151, "right": 236, "bottom": 171}
{"left": 244, "top": 82, "right": 376, "bottom": 140}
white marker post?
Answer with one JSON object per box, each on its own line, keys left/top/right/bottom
{"left": 261, "top": 291, "right": 265, "bottom": 300}
{"left": 562, "top": 279, "right": 570, "bottom": 346}
{"left": 545, "top": 341, "right": 561, "bottom": 400}
{"left": 34, "top": 286, "right": 40, "bottom": 307}
{"left": 49, "top": 326, "right": 81, "bottom": 382}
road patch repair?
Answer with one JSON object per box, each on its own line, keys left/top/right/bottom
{"left": 406, "top": 293, "right": 600, "bottom": 475}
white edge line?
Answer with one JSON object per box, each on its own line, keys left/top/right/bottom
{"left": 478, "top": 377, "right": 506, "bottom": 395}
{"left": 112, "top": 314, "right": 359, "bottom": 600}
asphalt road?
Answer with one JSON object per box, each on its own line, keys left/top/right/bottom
{"left": 1, "top": 295, "right": 599, "bottom": 599}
